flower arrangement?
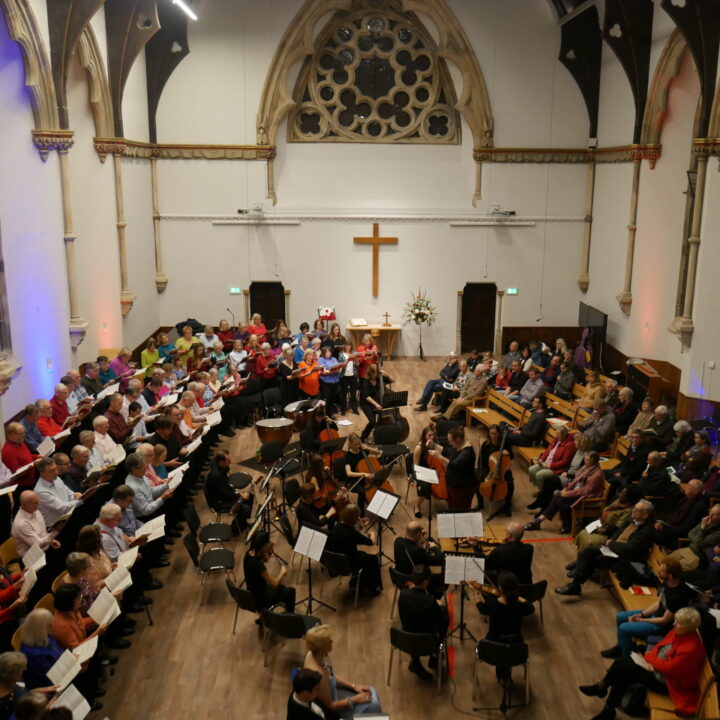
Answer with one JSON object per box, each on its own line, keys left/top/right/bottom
{"left": 402, "top": 289, "right": 437, "bottom": 326}
{"left": 317, "top": 306, "right": 336, "bottom": 321}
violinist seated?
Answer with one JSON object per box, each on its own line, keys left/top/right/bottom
{"left": 394, "top": 521, "right": 444, "bottom": 598}
{"left": 398, "top": 565, "right": 449, "bottom": 682}
{"left": 327, "top": 504, "right": 382, "bottom": 597}
{"left": 481, "top": 522, "right": 534, "bottom": 585}
{"left": 296, "top": 483, "right": 337, "bottom": 530}
{"left": 206, "top": 451, "right": 253, "bottom": 534}
{"left": 344, "top": 433, "right": 382, "bottom": 514}
{"left": 471, "top": 571, "right": 534, "bottom": 681}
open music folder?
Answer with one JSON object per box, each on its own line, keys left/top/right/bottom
{"left": 366, "top": 489, "right": 400, "bottom": 520}
{"left": 444, "top": 555, "right": 486, "bottom": 585}
{"left": 437, "top": 512, "right": 484, "bottom": 539}
{"left": 294, "top": 525, "right": 328, "bottom": 562}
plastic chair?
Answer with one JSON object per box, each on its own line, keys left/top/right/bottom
{"left": 184, "top": 505, "right": 233, "bottom": 548}
{"left": 473, "top": 639, "right": 530, "bottom": 716}
{"left": 387, "top": 627, "right": 444, "bottom": 690}
{"left": 518, "top": 580, "right": 548, "bottom": 626}
{"left": 183, "top": 533, "right": 235, "bottom": 604}
{"left": 260, "top": 607, "right": 321, "bottom": 667}
{"left": 225, "top": 578, "right": 259, "bottom": 633}
{"left": 51, "top": 572, "right": 66, "bottom": 594}
{"left": 0, "top": 538, "right": 21, "bottom": 575}
{"left": 34, "top": 593, "right": 55, "bottom": 613}
{"left": 388, "top": 566, "right": 412, "bottom": 620}
{"left": 319, "top": 550, "right": 362, "bottom": 610}
{"left": 11, "top": 627, "right": 22, "bottom": 651}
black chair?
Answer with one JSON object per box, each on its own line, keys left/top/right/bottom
{"left": 387, "top": 627, "right": 445, "bottom": 690}
{"left": 262, "top": 387, "right": 283, "bottom": 418}
{"left": 373, "top": 424, "right": 409, "bottom": 468}
{"left": 228, "top": 471, "right": 253, "bottom": 490}
{"left": 473, "top": 639, "right": 530, "bottom": 716}
{"left": 203, "top": 487, "right": 233, "bottom": 523}
{"left": 183, "top": 533, "right": 236, "bottom": 603}
{"left": 284, "top": 478, "right": 301, "bottom": 510}
{"left": 184, "top": 505, "right": 232, "bottom": 548}
{"left": 260, "top": 607, "right": 321, "bottom": 667}
{"left": 518, "top": 580, "right": 548, "bottom": 626}
{"left": 319, "top": 550, "right": 362, "bottom": 610}
{"left": 226, "top": 579, "right": 259, "bottom": 633}
{"left": 388, "top": 566, "right": 412, "bottom": 620}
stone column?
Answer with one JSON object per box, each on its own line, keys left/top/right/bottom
{"left": 151, "top": 157, "right": 168, "bottom": 292}
{"left": 113, "top": 152, "right": 136, "bottom": 314}
{"left": 616, "top": 157, "right": 642, "bottom": 315}
{"left": 578, "top": 160, "right": 596, "bottom": 292}
{"left": 455, "top": 290, "right": 463, "bottom": 355}
{"left": 284, "top": 290, "right": 291, "bottom": 329}
{"left": 494, "top": 290, "right": 505, "bottom": 357}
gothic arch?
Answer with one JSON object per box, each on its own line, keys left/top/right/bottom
{"left": 640, "top": 28, "right": 689, "bottom": 146}
{"left": 76, "top": 24, "right": 115, "bottom": 140}
{"left": 0, "top": 0, "right": 59, "bottom": 131}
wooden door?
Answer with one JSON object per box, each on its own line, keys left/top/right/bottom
{"left": 461, "top": 283, "right": 496, "bottom": 352}
{"left": 249, "top": 282, "right": 285, "bottom": 329}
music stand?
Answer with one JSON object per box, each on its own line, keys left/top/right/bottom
{"left": 381, "top": 390, "right": 408, "bottom": 409}
{"left": 294, "top": 524, "right": 335, "bottom": 614}
{"left": 247, "top": 489, "right": 284, "bottom": 545}
{"left": 319, "top": 435, "right": 347, "bottom": 458}
{"left": 413, "top": 464, "right": 439, "bottom": 536}
{"left": 444, "top": 555, "right": 485, "bottom": 642}
{"left": 366, "top": 489, "right": 400, "bottom": 566}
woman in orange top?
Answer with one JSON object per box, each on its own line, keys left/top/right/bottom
{"left": 357, "top": 333, "right": 379, "bottom": 380}
{"left": 298, "top": 349, "right": 321, "bottom": 399}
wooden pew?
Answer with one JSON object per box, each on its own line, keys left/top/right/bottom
{"left": 515, "top": 425, "right": 557, "bottom": 467}
{"left": 465, "top": 388, "right": 526, "bottom": 431}
{"left": 600, "top": 434, "right": 629, "bottom": 472}
{"left": 608, "top": 544, "right": 666, "bottom": 612}
{"left": 570, "top": 480, "right": 610, "bottom": 538}
{"left": 545, "top": 392, "right": 578, "bottom": 424}
{"left": 648, "top": 658, "right": 719, "bottom": 720}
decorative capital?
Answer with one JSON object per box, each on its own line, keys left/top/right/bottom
{"left": 32, "top": 130, "right": 74, "bottom": 161}
{"left": 692, "top": 139, "right": 720, "bottom": 157}
{"left": 616, "top": 290, "right": 633, "bottom": 315}
{"left": 69, "top": 320, "right": 89, "bottom": 349}
{"left": 154, "top": 273, "right": 168, "bottom": 293}
{"left": 0, "top": 351, "right": 22, "bottom": 396}
{"left": 628, "top": 144, "right": 662, "bottom": 168}
{"left": 668, "top": 316, "right": 694, "bottom": 346}
{"left": 93, "top": 137, "right": 127, "bottom": 163}
{"left": 120, "top": 290, "right": 136, "bottom": 315}
{"left": 578, "top": 273, "right": 590, "bottom": 293}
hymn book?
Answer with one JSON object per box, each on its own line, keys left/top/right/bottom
{"left": 47, "top": 650, "right": 81, "bottom": 690}
{"left": 104, "top": 565, "right": 132, "bottom": 594}
{"left": 117, "top": 546, "right": 138, "bottom": 569}
{"left": 23, "top": 542, "right": 47, "bottom": 572}
{"left": 18, "top": 568, "right": 36, "bottom": 600}
{"left": 71, "top": 635, "right": 98, "bottom": 665}
{"left": 54, "top": 683, "right": 91, "bottom": 720}
{"left": 88, "top": 588, "right": 121, "bottom": 626}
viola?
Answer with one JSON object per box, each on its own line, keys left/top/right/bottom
{"left": 480, "top": 429, "right": 510, "bottom": 502}
{"left": 356, "top": 445, "right": 393, "bottom": 503}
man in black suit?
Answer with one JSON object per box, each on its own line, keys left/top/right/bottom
{"left": 556, "top": 500, "right": 655, "bottom": 596}
{"left": 394, "top": 521, "right": 444, "bottom": 597}
{"left": 287, "top": 669, "right": 326, "bottom": 720}
{"left": 398, "top": 565, "right": 449, "bottom": 681}
{"left": 605, "top": 430, "right": 651, "bottom": 497}
{"left": 639, "top": 452, "right": 681, "bottom": 506}
{"left": 206, "top": 450, "right": 253, "bottom": 533}
{"left": 484, "top": 522, "right": 534, "bottom": 585}
{"left": 653, "top": 479, "right": 707, "bottom": 549}
{"left": 504, "top": 396, "right": 548, "bottom": 447}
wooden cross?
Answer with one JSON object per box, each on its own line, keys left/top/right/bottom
{"left": 383, "top": 312, "right": 391, "bottom": 326}
{"left": 353, "top": 223, "right": 398, "bottom": 297}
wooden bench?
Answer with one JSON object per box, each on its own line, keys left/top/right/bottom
{"left": 545, "top": 392, "right": 578, "bottom": 424}
{"left": 515, "top": 425, "right": 557, "bottom": 467}
{"left": 466, "top": 388, "right": 526, "bottom": 430}
{"left": 570, "top": 480, "right": 611, "bottom": 538}
{"left": 649, "top": 658, "right": 719, "bottom": 720}
{"left": 600, "top": 434, "right": 629, "bottom": 472}
{"left": 608, "top": 544, "right": 666, "bottom": 612}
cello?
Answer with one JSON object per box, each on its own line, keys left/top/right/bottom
{"left": 422, "top": 442, "right": 448, "bottom": 501}
{"left": 479, "top": 426, "right": 510, "bottom": 503}
{"left": 356, "top": 444, "right": 394, "bottom": 504}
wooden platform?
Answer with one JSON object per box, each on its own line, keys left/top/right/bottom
{"left": 97, "top": 358, "right": 652, "bottom": 720}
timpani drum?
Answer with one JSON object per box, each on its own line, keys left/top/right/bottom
{"left": 284, "top": 400, "right": 318, "bottom": 432}
{"left": 255, "top": 417, "right": 294, "bottom": 448}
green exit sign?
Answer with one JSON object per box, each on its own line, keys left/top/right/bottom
{"left": 507, "top": 288, "right": 518, "bottom": 295}
{"left": 229, "top": 287, "right": 242, "bottom": 295}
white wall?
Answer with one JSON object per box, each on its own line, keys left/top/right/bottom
{"left": 0, "top": 13, "right": 71, "bottom": 414}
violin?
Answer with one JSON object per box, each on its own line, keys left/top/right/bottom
{"left": 480, "top": 428, "right": 510, "bottom": 502}
{"left": 465, "top": 579, "right": 500, "bottom": 596}
{"left": 356, "top": 445, "right": 393, "bottom": 503}
{"left": 458, "top": 536, "right": 506, "bottom": 547}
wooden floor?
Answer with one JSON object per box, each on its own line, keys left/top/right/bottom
{"left": 101, "top": 358, "right": 622, "bottom": 719}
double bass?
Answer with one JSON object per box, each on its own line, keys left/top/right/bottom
{"left": 479, "top": 427, "right": 510, "bottom": 502}
{"left": 374, "top": 346, "right": 410, "bottom": 442}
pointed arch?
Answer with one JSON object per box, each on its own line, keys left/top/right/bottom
{"left": 0, "top": 0, "right": 59, "bottom": 131}
{"left": 76, "top": 24, "right": 115, "bottom": 140}
{"left": 641, "top": 28, "right": 689, "bottom": 146}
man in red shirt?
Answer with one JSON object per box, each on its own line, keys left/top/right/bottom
{"left": 36, "top": 399, "right": 62, "bottom": 437}
{"left": 105, "top": 393, "right": 133, "bottom": 444}
{"left": 1, "top": 423, "right": 38, "bottom": 488}
{"left": 49, "top": 383, "right": 72, "bottom": 427}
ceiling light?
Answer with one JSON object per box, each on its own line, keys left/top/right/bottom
{"left": 172, "top": 0, "right": 197, "bottom": 21}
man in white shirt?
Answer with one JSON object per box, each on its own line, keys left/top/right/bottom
{"left": 33, "top": 457, "right": 85, "bottom": 530}
{"left": 198, "top": 325, "right": 219, "bottom": 352}
{"left": 93, "top": 415, "right": 119, "bottom": 462}
{"left": 11, "top": 490, "right": 61, "bottom": 556}
{"left": 125, "top": 452, "right": 173, "bottom": 519}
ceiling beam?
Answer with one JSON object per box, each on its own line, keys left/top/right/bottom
{"left": 559, "top": 0, "right": 599, "bottom": 25}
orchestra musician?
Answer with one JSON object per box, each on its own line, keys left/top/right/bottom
{"left": 359, "top": 364, "right": 382, "bottom": 442}
{"left": 428, "top": 426, "right": 476, "bottom": 511}
{"left": 408, "top": 426, "right": 441, "bottom": 519}
{"left": 393, "top": 521, "right": 444, "bottom": 597}
{"left": 344, "top": 434, "right": 382, "bottom": 513}
{"left": 296, "top": 482, "right": 337, "bottom": 530}
{"left": 482, "top": 522, "right": 534, "bottom": 585}
{"left": 243, "top": 530, "right": 295, "bottom": 612}
{"left": 478, "top": 424, "right": 515, "bottom": 517}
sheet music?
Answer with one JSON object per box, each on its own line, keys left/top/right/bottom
{"left": 47, "top": 650, "right": 81, "bottom": 690}
{"left": 117, "top": 546, "right": 138, "bottom": 569}
{"left": 9, "top": 462, "right": 34, "bottom": 480}
{"left": 336, "top": 419, "right": 353, "bottom": 426}
{"left": 71, "top": 635, "right": 98, "bottom": 665}
{"left": 437, "top": 514, "right": 456, "bottom": 539}
{"left": 599, "top": 545, "right": 619, "bottom": 559}
{"left": 0, "top": 484, "right": 17, "bottom": 497}
{"left": 413, "top": 465, "right": 439, "bottom": 484}
{"left": 18, "top": 567, "right": 36, "bottom": 600}
{"left": 185, "top": 437, "right": 202, "bottom": 454}
{"left": 53, "top": 428, "right": 73, "bottom": 441}
{"left": 444, "top": 555, "right": 466, "bottom": 585}
{"left": 436, "top": 512, "right": 483, "bottom": 539}
{"left": 366, "top": 490, "right": 399, "bottom": 520}
{"left": 212, "top": 397, "right": 225, "bottom": 410}
{"left": 293, "top": 526, "right": 327, "bottom": 562}
{"left": 160, "top": 392, "right": 179, "bottom": 406}
{"left": 24, "top": 542, "right": 47, "bottom": 572}
{"left": 108, "top": 445, "right": 126, "bottom": 465}
{"left": 168, "top": 468, "right": 185, "bottom": 491}
{"left": 37, "top": 436, "right": 55, "bottom": 457}
{"left": 88, "top": 588, "right": 121, "bottom": 626}
{"left": 630, "top": 651, "right": 653, "bottom": 671}
{"left": 96, "top": 383, "right": 119, "bottom": 401}
{"left": 465, "top": 557, "right": 486, "bottom": 584}
{"left": 137, "top": 514, "right": 165, "bottom": 542}
{"left": 206, "top": 411, "right": 222, "bottom": 427}
{"left": 104, "top": 565, "right": 132, "bottom": 594}
{"left": 54, "top": 683, "right": 91, "bottom": 720}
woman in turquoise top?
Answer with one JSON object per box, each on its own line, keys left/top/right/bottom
{"left": 157, "top": 332, "right": 175, "bottom": 361}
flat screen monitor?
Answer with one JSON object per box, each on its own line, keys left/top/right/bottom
{"left": 579, "top": 302, "right": 608, "bottom": 343}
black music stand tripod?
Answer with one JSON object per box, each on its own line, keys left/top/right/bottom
{"left": 294, "top": 525, "right": 335, "bottom": 615}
